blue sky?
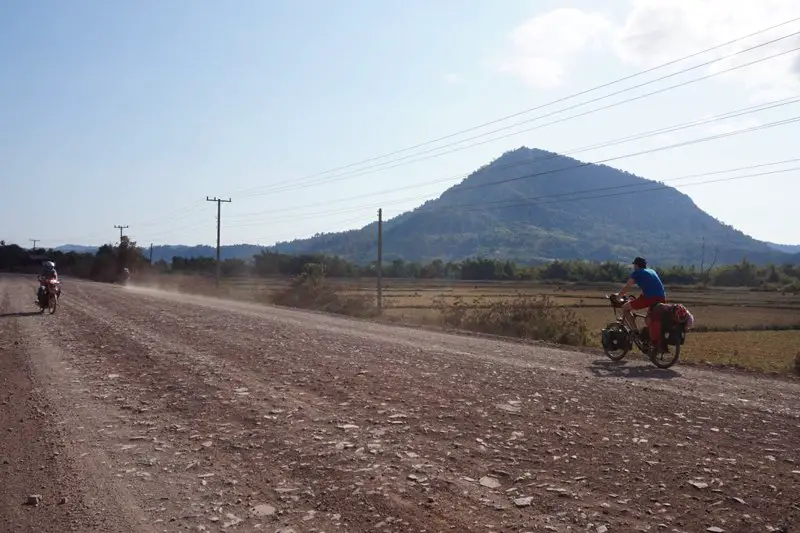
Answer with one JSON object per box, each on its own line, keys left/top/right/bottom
{"left": 2, "top": 0, "right": 799, "bottom": 248}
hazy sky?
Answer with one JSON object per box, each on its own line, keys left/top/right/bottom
{"left": 2, "top": 0, "right": 799, "bottom": 248}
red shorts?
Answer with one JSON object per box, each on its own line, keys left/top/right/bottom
{"left": 630, "top": 295, "right": 665, "bottom": 310}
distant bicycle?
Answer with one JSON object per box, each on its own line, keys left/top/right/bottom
{"left": 36, "top": 276, "right": 61, "bottom": 315}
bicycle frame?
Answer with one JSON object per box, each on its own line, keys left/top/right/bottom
{"left": 608, "top": 294, "right": 650, "bottom": 352}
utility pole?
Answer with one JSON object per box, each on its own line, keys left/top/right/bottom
{"left": 29, "top": 238, "right": 39, "bottom": 250}
{"left": 206, "top": 196, "right": 231, "bottom": 287}
{"left": 114, "top": 224, "right": 129, "bottom": 243}
{"left": 149, "top": 243, "right": 154, "bottom": 263}
{"left": 377, "top": 208, "right": 383, "bottom": 313}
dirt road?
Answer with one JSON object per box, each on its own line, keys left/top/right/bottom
{"left": 1, "top": 274, "right": 798, "bottom": 533}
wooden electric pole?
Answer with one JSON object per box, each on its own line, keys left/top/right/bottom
{"left": 206, "top": 196, "right": 231, "bottom": 287}
{"left": 149, "top": 243, "right": 154, "bottom": 263}
{"left": 29, "top": 238, "right": 39, "bottom": 250}
{"left": 114, "top": 224, "right": 129, "bottom": 243}
{"left": 377, "top": 208, "right": 383, "bottom": 312}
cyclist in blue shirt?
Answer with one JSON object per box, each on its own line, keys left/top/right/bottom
{"left": 618, "top": 256, "right": 666, "bottom": 332}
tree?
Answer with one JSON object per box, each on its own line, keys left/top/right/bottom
{"left": 221, "top": 258, "right": 249, "bottom": 277}
{"left": 117, "top": 236, "right": 146, "bottom": 272}
{"left": 541, "top": 260, "right": 570, "bottom": 281}
{"left": 767, "top": 264, "right": 780, "bottom": 283}
{"left": 90, "top": 245, "right": 117, "bottom": 281}
{"left": 503, "top": 260, "right": 516, "bottom": 280}
{"left": 460, "top": 258, "right": 503, "bottom": 280}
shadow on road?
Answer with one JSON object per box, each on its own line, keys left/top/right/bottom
{"left": 0, "top": 311, "right": 42, "bottom": 318}
{"left": 588, "top": 359, "right": 680, "bottom": 380}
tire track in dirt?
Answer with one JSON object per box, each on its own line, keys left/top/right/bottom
{"left": 0, "top": 276, "right": 157, "bottom": 532}
{"left": 56, "top": 280, "right": 800, "bottom": 532}
{"left": 64, "top": 285, "right": 578, "bottom": 529}
{"left": 48, "top": 282, "right": 488, "bottom": 531}
{"left": 0, "top": 280, "right": 71, "bottom": 533}
{"left": 51, "top": 288, "right": 355, "bottom": 532}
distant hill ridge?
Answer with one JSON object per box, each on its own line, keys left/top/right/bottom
{"left": 767, "top": 243, "right": 800, "bottom": 254}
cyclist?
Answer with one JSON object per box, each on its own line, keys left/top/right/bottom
{"left": 36, "top": 260, "right": 62, "bottom": 302}
{"left": 617, "top": 256, "right": 666, "bottom": 336}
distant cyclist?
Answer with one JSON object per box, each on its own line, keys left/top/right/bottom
{"left": 617, "top": 256, "right": 666, "bottom": 333}
{"left": 36, "top": 260, "right": 62, "bottom": 302}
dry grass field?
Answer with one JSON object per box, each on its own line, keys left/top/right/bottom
{"left": 370, "top": 282, "right": 800, "bottom": 373}
{"left": 142, "top": 275, "right": 800, "bottom": 375}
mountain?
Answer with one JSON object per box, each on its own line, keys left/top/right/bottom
{"left": 767, "top": 242, "right": 800, "bottom": 254}
{"left": 271, "top": 147, "right": 800, "bottom": 266}
{"left": 56, "top": 244, "right": 99, "bottom": 253}
{"left": 146, "top": 244, "right": 264, "bottom": 263}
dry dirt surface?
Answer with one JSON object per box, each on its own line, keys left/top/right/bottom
{"left": 1, "top": 274, "right": 799, "bottom": 533}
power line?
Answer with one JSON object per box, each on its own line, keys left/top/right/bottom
{"left": 81, "top": 20, "right": 800, "bottom": 241}
{"left": 56, "top": 109, "right": 800, "bottom": 246}
{"left": 117, "top": 158, "right": 799, "bottom": 248}
{"left": 112, "top": 201, "right": 215, "bottom": 243}
{"left": 443, "top": 166, "right": 800, "bottom": 213}
{"left": 234, "top": 15, "right": 800, "bottom": 196}
{"left": 237, "top": 160, "right": 800, "bottom": 227}
{"left": 285, "top": 32, "right": 800, "bottom": 188}
{"left": 137, "top": 200, "right": 206, "bottom": 228}
{"left": 42, "top": 18, "right": 800, "bottom": 246}
{"left": 249, "top": 165, "right": 799, "bottom": 245}
{"left": 450, "top": 115, "right": 800, "bottom": 196}
{"left": 224, "top": 96, "right": 800, "bottom": 220}
{"left": 256, "top": 42, "right": 800, "bottom": 195}
{"left": 453, "top": 166, "right": 800, "bottom": 214}
{"left": 218, "top": 113, "right": 800, "bottom": 226}
{"left": 49, "top": 39, "right": 800, "bottom": 245}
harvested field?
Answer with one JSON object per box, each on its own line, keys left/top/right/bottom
{"left": 130, "top": 274, "right": 800, "bottom": 375}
